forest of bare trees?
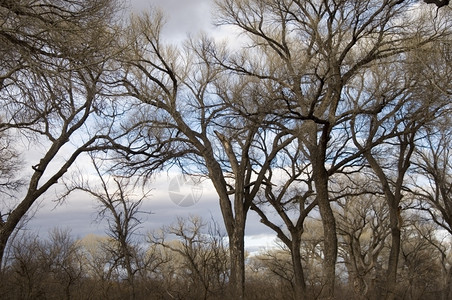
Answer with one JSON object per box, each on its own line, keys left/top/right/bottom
{"left": 1, "top": 0, "right": 451, "bottom": 299}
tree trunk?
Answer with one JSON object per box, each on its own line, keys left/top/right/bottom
{"left": 0, "top": 230, "right": 7, "bottom": 270}
{"left": 313, "top": 158, "right": 337, "bottom": 299}
{"left": 318, "top": 196, "right": 338, "bottom": 300}
{"left": 291, "top": 234, "right": 307, "bottom": 300}
{"left": 363, "top": 151, "right": 407, "bottom": 300}
{"left": 228, "top": 223, "right": 246, "bottom": 300}
{"left": 207, "top": 158, "right": 248, "bottom": 300}
{"left": 307, "top": 123, "right": 337, "bottom": 300}
{"left": 385, "top": 205, "right": 401, "bottom": 300}
{"left": 0, "top": 193, "right": 37, "bottom": 270}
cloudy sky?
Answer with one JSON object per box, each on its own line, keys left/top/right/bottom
{"left": 130, "top": 0, "right": 216, "bottom": 41}
{"left": 25, "top": 0, "right": 277, "bottom": 253}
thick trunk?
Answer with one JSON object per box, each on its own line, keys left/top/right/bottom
{"left": 308, "top": 123, "right": 337, "bottom": 300}
{"left": 348, "top": 270, "right": 368, "bottom": 300}
{"left": 0, "top": 193, "right": 37, "bottom": 270}
{"left": 314, "top": 163, "right": 337, "bottom": 299}
{"left": 124, "top": 254, "right": 136, "bottom": 300}
{"left": 291, "top": 235, "right": 307, "bottom": 300}
{"left": 0, "top": 231, "right": 7, "bottom": 270}
{"left": 228, "top": 224, "right": 246, "bottom": 300}
{"left": 346, "top": 239, "right": 370, "bottom": 299}
{"left": 364, "top": 152, "right": 406, "bottom": 300}
{"left": 207, "top": 160, "right": 247, "bottom": 299}
{"left": 318, "top": 200, "right": 337, "bottom": 299}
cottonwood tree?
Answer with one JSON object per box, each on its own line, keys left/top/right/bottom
{"left": 249, "top": 140, "right": 317, "bottom": 300}
{"left": 248, "top": 247, "right": 298, "bottom": 299}
{"left": 66, "top": 156, "right": 152, "bottom": 300}
{"left": 408, "top": 32, "right": 452, "bottom": 233}
{"left": 0, "top": 0, "right": 121, "bottom": 268}
{"left": 247, "top": 218, "right": 327, "bottom": 299}
{"left": 349, "top": 61, "right": 448, "bottom": 299}
{"left": 349, "top": 9, "right": 451, "bottom": 299}
{"left": 114, "top": 13, "right": 293, "bottom": 299}
{"left": 409, "top": 116, "right": 452, "bottom": 298}
{"left": 0, "top": 130, "right": 23, "bottom": 199}
{"left": 1, "top": 233, "right": 44, "bottom": 299}
{"left": 77, "top": 234, "right": 117, "bottom": 298}
{"left": 403, "top": 15, "right": 452, "bottom": 299}
{"left": 40, "top": 228, "right": 85, "bottom": 300}
{"left": 411, "top": 122, "right": 452, "bottom": 232}
{"left": 213, "top": 0, "right": 442, "bottom": 298}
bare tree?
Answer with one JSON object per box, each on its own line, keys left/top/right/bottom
{"left": 334, "top": 183, "right": 391, "bottom": 299}
{"left": 349, "top": 59, "right": 448, "bottom": 300}
{"left": 409, "top": 116, "right": 452, "bottom": 299}
{"left": 41, "top": 228, "right": 85, "bottom": 300}
{"left": 0, "top": 130, "right": 23, "bottom": 198}
{"left": 0, "top": 0, "right": 121, "bottom": 268}
{"left": 77, "top": 234, "right": 117, "bottom": 299}
{"left": 2, "top": 228, "right": 85, "bottom": 300}
{"left": 398, "top": 214, "right": 445, "bottom": 299}
{"left": 408, "top": 31, "right": 452, "bottom": 235}
{"left": 66, "top": 156, "right": 152, "bottom": 300}
{"left": 2, "top": 232, "right": 45, "bottom": 299}
{"left": 149, "top": 215, "right": 229, "bottom": 300}
{"left": 411, "top": 123, "right": 452, "bottom": 231}
{"left": 249, "top": 141, "right": 317, "bottom": 300}
{"left": 348, "top": 9, "right": 451, "bottom": 299}
{"left": 213, "top": 1, "right": 444, "bottom": 298}
{"left": 248, "top": 247, "right": 297, "bottom": 298}
{"left": 113, "top": 12, "right": 294, "bottom": 299}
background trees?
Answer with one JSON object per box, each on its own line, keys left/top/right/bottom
{"left": 149, "top": 216, "right": 229, "bottom": 300}
{"left": 66, "top": 156, "right": 152, "bottom": 300}
{"left": 2, "top": 229, "right": 85, "bottom": 300}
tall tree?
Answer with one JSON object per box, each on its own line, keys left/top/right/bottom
{"left": 149, "top": 216, "right": 229, "bottom": 300}
{"left": 213, "top": 0, "right": 441, "bottom": 298}
{"left": 0, "top": 0, "right": 121, "bottom": 269}
{"left": 334, "top": 179, "right": 390, "bottom": 299}
{"left": 349, "top": 32, "right": 450, "bottom": 300}
{"left": 115, "top": 13, "right": 293, "bottom": 299}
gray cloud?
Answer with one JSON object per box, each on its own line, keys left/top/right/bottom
{"left": 129, "top": 0, "right": 215, "bottom": 41}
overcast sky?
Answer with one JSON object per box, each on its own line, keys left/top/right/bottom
{"left": 129, "top": 0, "right": 216, "bottom": 42}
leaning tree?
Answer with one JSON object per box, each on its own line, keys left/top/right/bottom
{"left": 0, "top": 0, "right": 121, "bottom": 268}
